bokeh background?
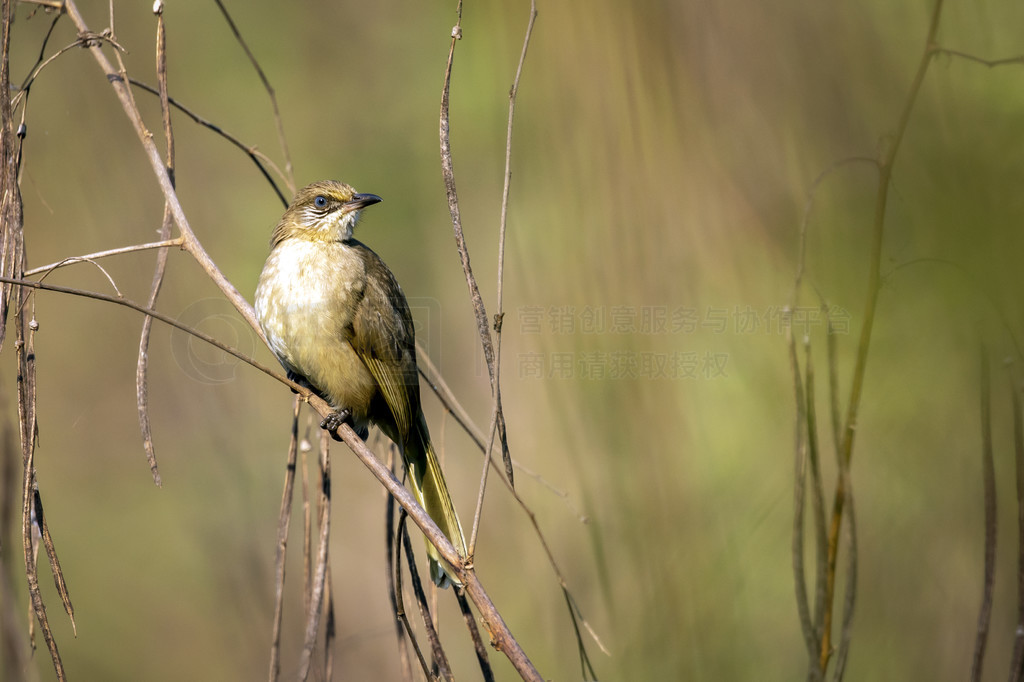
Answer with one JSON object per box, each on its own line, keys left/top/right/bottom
{"left": 2, "top": 0, "right": 1024, "bottom": 680}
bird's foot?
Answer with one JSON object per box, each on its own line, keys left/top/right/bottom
{"left": 320, "top": 409, "right": 353, "bottom": 442}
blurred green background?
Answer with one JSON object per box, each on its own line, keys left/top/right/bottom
{"left": 2, "top": 0, "right": 1024, "bottom": 680}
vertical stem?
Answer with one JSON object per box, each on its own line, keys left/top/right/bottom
{"left": 819, "top": 1, "right": 945, "bottom": 668}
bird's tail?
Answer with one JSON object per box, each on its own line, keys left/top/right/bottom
{"left": 405, "top": 412, "right": 467, "bottom": 588}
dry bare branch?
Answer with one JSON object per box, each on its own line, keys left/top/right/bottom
{"left": 296, "top": 433, "right": 332, "bottom": 681}
{"left": 268, "top": 396, "right": 301, "bottom": 682}
{"left": 135, "top": 1, "right": 175, "bottom": 486}
{"left": 401, "top": 513, "right": 453, "bottom": 681}
{"left": 438, "top": 1, "right": 512, "bottom": 500}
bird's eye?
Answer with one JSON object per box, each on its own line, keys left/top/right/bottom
{"left": 314, "top": 195, "right": 328, "bottom": 208}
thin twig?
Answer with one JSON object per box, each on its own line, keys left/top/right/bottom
{"left": 11, "top": 11, "right": 62, "bottom": 109}
{"left": 394, "top": 512, "right": 433, "bottom": 681}
{"left": 563, "top": 587, "right": 597, "bottom": 679}
{"left": 23, "top": 238, "right": 184, "bottom": 277}
{"left": 212, "top": 0, "right": 294, "bottom": 195}
{"left": 136, "top": 1, "right": 175, "bottom": 486}
{"left": 421, "top": 343, "right": 608, "bottom": 657}
{"left": 11, "top": 33, "right": 127, "bottom": 112}
{"left": 456, "top": 587, "right": 495, "bottom": 682}
{"left": 827, "top": 305, "right": 857, "bottom": 682}
{"left": 2, "top": 2, "right": 66, "bottom": 670}
{"left": 804, "top": 337, "right": 829, "bottom": 663}
{"left": 932, "top": 48, "right": 1024, "bottom": 68}
{"left": 469, "top": 0, "right": 538, "bottom": 554}
{"left": 971, "top": 345, "right": 996, "bottom": 682}
{"left": 32, "top": 255, "right": 122, "bottom": 298}
{"left": 326, "top": 419, "right": 543, "bottom": 680}
{"left": 128, "top": 78, "right": 289, "bottom": 207}
{"left": 820, "top": 1, "right": 946, "bottom": 667}
{"left": 323, "top": 570, "right": 335, "bottom": 680}
{"left": 831, "top": 467, "right": 857, "bottom": 682}
{"left": 301, "top": 422, "right": 313, "bottom": 618}
{"left": 0, "top": 275, "right": 296, "bottom": 390}
{"left": 385, "top": 450, "right": 414, "bottom": 682}
{"left": 268, "top": 396, "right": 300, "bottom": 682}
{"left": 17, "top": 295, "right": 65, "bottom": 679}
{"left": 0, "top": 0, "right": 23, "bottom": 354}
{"left": 788, "top": 329, "right": 820, "bottom": 678}
{"left": 438, "top": 0, "right": 512, "bottom": 504}
{"left": 401, "top": 513, "right": 453, "bottom": 681}
{"left": 32, "top": 488, "right": 75, "bottom": 635}
{"left": 296, "top": 432, "right": 332, "bottom": 681}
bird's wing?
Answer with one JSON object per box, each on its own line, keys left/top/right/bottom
{"left": 350, "top": 245, "right": 418, "bottom": 443}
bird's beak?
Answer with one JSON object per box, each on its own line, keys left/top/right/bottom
{"left": 343, "top": 193, "right": 383, "bottom": 213}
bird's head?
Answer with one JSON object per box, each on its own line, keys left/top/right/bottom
{"left": 271, "top": 180, "right": 382, "bottom": 245}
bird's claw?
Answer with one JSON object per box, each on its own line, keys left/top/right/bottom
{"left": 320, "top": 409, "right": 352, "bottom": 441}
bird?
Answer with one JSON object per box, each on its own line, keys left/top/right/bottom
{"left": 254, "top": 180, "right": 466, "bottom": 587}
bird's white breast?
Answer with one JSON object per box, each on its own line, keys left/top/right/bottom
{"left": 255, "top": 239, "right": 363, "bottom": 372}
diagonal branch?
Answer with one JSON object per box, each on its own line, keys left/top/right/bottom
{"left": 212, "top": 0, "right": 294, "bottom": 195}
{"left": 61, "top": 0, "right": 265, "bottom": 343}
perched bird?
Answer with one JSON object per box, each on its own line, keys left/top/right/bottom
{"left": 255, "top": 180, "right": 466, "bottom": 587}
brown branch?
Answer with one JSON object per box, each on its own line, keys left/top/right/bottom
{"left": 23, "top": 238, "right": 184, "bottom": 277}
{"left": 17, "top": 297, "right": 66, "bottom": 678}
{"left": 136, "top": 0, "right": 175, "bottom": 487}
{"left": 296, "top": 432, "right": 331, "bottom": 681}
{"left": 268, "top": 396, "right": 300, "bottom": 682}
{"left": 438, "top": 1, "right": 512, "bottom": 500}
{"left": 301, "top": 424, "right": 313, "bottom": 617}
{"left": 323, "top": 570, "right": 336, "bottom": 680}
{"left": 325, "top": 418, "right": 543, "bottom": 681}
{"left": 2, "top": 1, "right": 67, "bottom": 673}
{"left": 393, "top": 511, "right": 434, "bottom": 680}
{"left": 400, "top": 513, "right": 453, "bottom": 681}
{"left": 456, "top": 587, "right": 495, "bottom": 682}
{"left": 32, "top": 488, "right": 75, "bottom": 635}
